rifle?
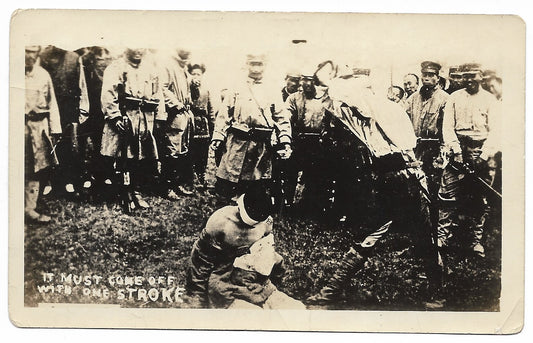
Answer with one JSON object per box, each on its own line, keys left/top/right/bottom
{"left": 116, "top": 80, "right": 136, "bottom": 214}
{"left": 448, "top": 160, "right": 502, "bottom": 199}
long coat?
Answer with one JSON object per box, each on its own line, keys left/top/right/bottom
{"left": 100, "top": 57, "right": 164, "bottom": 160}
{"left": 213, "top": 79, "right": 292, "bottom": 182}
{"left": 25, "top": 66, "right": 62, "bottom": 175}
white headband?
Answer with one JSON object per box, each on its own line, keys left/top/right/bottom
{"left": 237, "top": 194, "right": 260, "bottom": 226}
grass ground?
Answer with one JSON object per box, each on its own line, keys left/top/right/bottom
{"left": 24, "top": 187, "right": 501, "bottom": 311}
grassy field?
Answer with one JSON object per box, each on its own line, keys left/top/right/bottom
{"left": 24, "top": 187, "right": 501, "bottom": 311}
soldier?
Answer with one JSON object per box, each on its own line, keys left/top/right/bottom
{"left": 284, "top": 66, "right": 333, "bottom": 214}
{"left": 307, "top": 61, "right": 441, "bottom": 305}
{"left": 446, "top": 65, "right": 464, "bottom": 94}
{"left": 405, "top": 61, "right": 449, "bottom": 223}
{"left": 281, "top": 70, "right": 301, "bottom": 102}
{"left": 39, "top": 45, "right": 89, "bottom": 197}
{"left": 159, "top": 48, "right": 196, "bottom": 198}
{"left": 100, "top": 47, "right": 164, "bottom": 211}
{"left": 387, "top": 85, "right": 405, "bottom": 104}
{"left": 437, "top": 63, "right": 500, "bottom": 258}
{"left": 77, "top": 46, "right": 114, "bottom": 197}
{"left": 24, "top": 45, "right": 61, "bottom": 223}
{"left": 188, "top": 62, "right": 217, "bottom": 188}
{"left": 210, "top": 54, "right": 292, "bottom": 200}
{"left": 403, "top": 73, "right": 419, "bottom": 98}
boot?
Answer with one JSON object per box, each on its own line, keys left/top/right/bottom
{"left": 307, "top": 247, "right": 368, "bottom": 304}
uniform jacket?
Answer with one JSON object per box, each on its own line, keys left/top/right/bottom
{"left": 405, "top": 88, "right": 449, "bottom": 139}
{"left": 25, "top": 66, "right": 61, "bottom": 174}
{"left": 286, "top": 88, "right": 332, "bottom": 134}
{"left": 100, "top": 57, "right": 164, "bottom": 159}
{"left": 213, "top": 78, "right": 292, "bottom": 182}
{"left": 442, "top": 88, "right": 499, "bottom": 157}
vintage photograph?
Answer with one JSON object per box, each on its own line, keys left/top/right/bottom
{"left": 9, "top": 9, "right": 525, "bottom": 332}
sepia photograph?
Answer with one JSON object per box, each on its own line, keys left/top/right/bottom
{"left": 8, "top": 7, "right": 525, "bottom": 333}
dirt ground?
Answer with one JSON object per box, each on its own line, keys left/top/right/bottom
{"left": 24, "top": 187, "right": 501, "bottom": 311}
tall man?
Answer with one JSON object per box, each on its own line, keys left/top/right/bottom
{"left": 405, "top": 61, "right": 449, "bottom": 220}
{"left": 160, "top": 48, "right": 195, "bottom": 198}
{"left": 39, "top": 45, "right": 89, "bottom": 196}
{"left": 437, "top": 63, "right": 500, "bottom": 257}
{"left": 285, "top": 67, "right": 333, "bottom": 213}
{"left": 100, "top": 47, "right": 164, "bottom": 211}
{"left": 210, "top": 54, "right": 292, "bottom": 200}
{"left": 24, "top": 46, "right": 61, "bottom": 223}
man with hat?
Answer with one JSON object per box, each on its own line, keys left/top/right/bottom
{"left": 100, "top": 47, "right": 164, "bottom": 211}
{"left": 185, "top": 187, "right": 297, "bottom": 308}
{"left": 159, "top": 48, "right": 196, "bottom": 199}
{"left": 24, "top": 45, "right": 61, "bottom": 223}
{"left": 283, "top": 65, "right": 334, "bottom": 213}
{"left": 437, "top": 62, "right": 500, "bottom": 257}
{"left": 446, "top": 65, "right": 464, "bottom": 94}
{"left": 405, "top": 61, "right": 449, "bottom": 222}
{"left": 281, "top": 70, "right": 301, "bottom": 102}
{"left": 210, "top": 54, "right": 292, "bottom": 200}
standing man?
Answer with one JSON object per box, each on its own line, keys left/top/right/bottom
{"left": 405, "top": 61, "right": 449, "bottom": 218}
{"left": 100, "top": 47, "right": 164, "bottom": 211}
{"left": 160, "top": 48, "right": 195, "bottom": 198}
{"left": 39, "top": 45, "right": 89, "bottom": 196}
{"left": 24, "top": 46, "right": 61, "bottom": 223}
{"left": 437, "top": 63, "right": 500, "bottom": 258}
{"left": 285, "top": 67, "right": 333, "bottom": 213}
{"left": 446, "top": 65, "right": 464, "bottom": 94}
{"left": 189, "top": 62, "right": 217, "bottom": 189}
{"left": 281, "top": 70, "right": 301, "bottom": 102}
{"left": 210, "top": 54, "right": 292, "bottom": 200}
{"left": 403, "top": 73, "right": 419, "bottom": 99}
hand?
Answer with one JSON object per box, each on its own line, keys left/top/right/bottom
{"left": 277, "top": 144, "right": 292, "bottom": 160}
{"left": 111, "top": 117, "right": 125, "bottom": 133}
{"left": 210, "top": 140, "right": 222, "bottom": 151}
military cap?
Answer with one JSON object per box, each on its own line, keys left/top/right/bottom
{"left": 482, "top": 69, "right": 497, "bottom": 79}
{"left": 420, "top": 61, "right": 441, "bottom": 74}
{"left": 460, "top": 63, "right": 483, "bottom": 73}
{"left": 449, "top": 65, "right": 461, "bottom": 76}
{"left": 25, "top": 45, "right": 41, "bottom": 52}
{"left": 285, "top": 68, "right": 302, "bottom": 79}
{"left": 247, "top": 54, "right": 266, "bottom": 63}
{"left": 353, "top": 67, "right": 371, "bottom": 77}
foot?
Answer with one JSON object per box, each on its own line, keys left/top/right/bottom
{"left": 42, "top": 185, "right": 52, "bottom": 196}
{"left": 26, "top": 210, "right": 51, "bottom": 224}
{"left": 65, "top": 183, "right": 75, "bottom": 193}
{"left": 472, "top": 243, "right": 485, "bottom": 258}
{"left": 134, "top": 192, "right": 150, "bottom": 209}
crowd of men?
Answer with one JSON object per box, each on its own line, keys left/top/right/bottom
{"left": 25, "top": 44, "right": 502, "bottom": 307}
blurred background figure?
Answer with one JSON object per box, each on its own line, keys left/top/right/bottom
{"left": 403, "top": 73, "right": 419, "bottom": 99}
{"left": 386, "top": 85, "right": 405, "bottom": 104}
{"left": 281, "top": 70, "right": 301, "bottom": 101}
